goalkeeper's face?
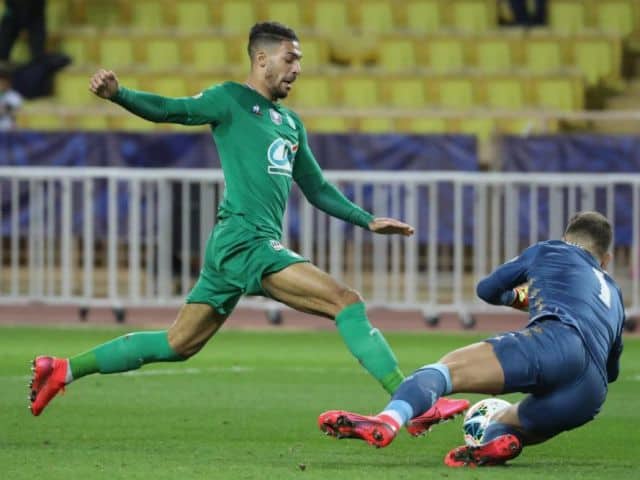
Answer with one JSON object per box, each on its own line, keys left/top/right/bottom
{"left": 264, "top": 40, "right": 302, "bottom": 100}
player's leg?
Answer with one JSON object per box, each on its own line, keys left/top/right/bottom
{"left": 262, "top": 261, "right": 404, "bottom": 394}
{"left": 29, "top": 303, "right": 228, "bottom": 416}
{"left": 318, "top": 341, "right": 497, "bottom": 446}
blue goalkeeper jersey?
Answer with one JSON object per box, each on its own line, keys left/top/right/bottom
{"left": 477, "top": 240, "right": 625, "bottom": 384}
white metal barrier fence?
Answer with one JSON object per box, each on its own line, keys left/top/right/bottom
{"left": 0, "top": 167, "right": 638, "bottom": 325}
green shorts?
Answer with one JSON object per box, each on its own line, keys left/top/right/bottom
{"left": 186, "top": 215, "right": 308, "bottom": 316}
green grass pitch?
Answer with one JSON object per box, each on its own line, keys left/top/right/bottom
{"left": 1, "top": 326, "right": 638, "bottom": 479}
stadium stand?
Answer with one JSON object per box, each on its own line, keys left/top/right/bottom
{"left": 5, "top": 0, "right": 639, "bottom": 145}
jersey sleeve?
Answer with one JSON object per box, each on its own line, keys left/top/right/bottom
{"left": 476, "top": 244, "right": 538, "bottom": 305}
{"left": 292, "top": 119, "right": 374, "bottom": 229}
{"left": 111, "top": 84, "right": 229, "bottom": 125}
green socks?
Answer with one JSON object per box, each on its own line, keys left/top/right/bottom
{"left": 69, "top": 330, "right": 182, "bottom": 381}
{"left": 335, "top": 302, "right": 404, "bottom": 394}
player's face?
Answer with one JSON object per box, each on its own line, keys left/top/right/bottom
{"left": 264, "top": 40, "right": 302, "bottom": 100}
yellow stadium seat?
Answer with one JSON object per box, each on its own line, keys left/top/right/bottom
{"left": 74, "top": 114, "right": 110, "bottom": 131}
{"left": 262, "top": 2, "right": 304, "bottom": 30}
{"left": 359, "top": 117, "right": 395, "bottom": 133}
{"left": 116, "top": 74, "right": 142, "bottom": 91}
{"left": 457, "top": 118, "right": 495, "bottom": 144}
{"left": 130, "top": 1, "right": 168, "bottom": 31}
{"left": 84, "top": 0, "right": 123, "bottom": 28}
{"left": 144, "top": 38, "right": 181, "bottom": 70}
{"left": 175, "top": 1, "right": 213, "bottom": 31}
{"left": 436, "top": 77, "right": 475, "bottom": 108}
{"left": 404, "top": 0, "right": 442, "bottom": 33}
{"left": 533, "top": 75, "right": 584, "bottom": 111}
{"left": 524, "top": 37, "right": 565, "bottom": 74}
{"left": 304, "top": 116, "right": 350, "bottom": 132}
{"left": 288, "top": 76, "right": 333, "bottom": 108}
{"left": 99, "top": 37, "right": 136, "bottom": 69}
{"left": 474, "top": 37, "right": 514, "bottom": 73}
{"left": 384, "top": 77, "right": 427, "bottom": 107}
{"left": 60, "top": 35, "right": 96, "bottom": 66}
{"left": 572, "top": 36, "right": 622, "bottom": 86}
{"left": 451, "top": 0, "right": 495, "bottom": 33}
{"left": 400, "top": 117, "right": 448, "bottom": 133}
{"left": 427, "top": 37, "right": 465, "bottom": 73}
{"left": 341, "top": 77, "right": 379, "bottom": 108}
{"left": 549, "top": 1, "right": 586, "bottom": 34}
{"left": 9, "top": 39, "right": 30, "bottom": 63}
{"left": 189, "top": 37, "right": 231, "bottom": 72}
{"left": 190, "top": 76, "right": 230, "bottom": 93}
{"left": 46, "top": 0, "right": 71, "bottom": 33}
{"left": 299, "top": 36, "right": 329, "bottom": 72}
{"left": 111, "top": 115, "right": 158, "bottom": 131}
{"left": 357, "top": 1, "right": 396, "bottom": 34}
{"left": 377, "top": 37, "right": 417, "bottom": 73}
{"left": 595, "top": 1, "right": 635, "bottom": 35}
{"left": 23, "top": 113, "right": 65, "bottom": 131}
{"left": 311, "top": 1, "right": 350, "bottom": 34}
{"left": 220, "top": 0, "right": 257, "bottom": 34}
{"left": 149, "top": 77, "right": 191, "bottom": 97}
{"left": 55, "top": 73, "right": 98, "bottom": 106}
{"left": 483, "top": 77, "right": 526, "bottom": 109}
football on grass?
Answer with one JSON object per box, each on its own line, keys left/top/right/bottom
{"left": 462, "top": 398, "right": 512, "bottom": 446}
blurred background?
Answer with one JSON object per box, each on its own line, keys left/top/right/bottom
{"left": 0, "top": 0, "right": 638, "bottom": 329}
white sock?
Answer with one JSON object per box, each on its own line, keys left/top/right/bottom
{"left": 64, "top": 359, "right": 73, "bottom": 384}
{"left": 379, "top": 410, "right": 403, "bottom": 430}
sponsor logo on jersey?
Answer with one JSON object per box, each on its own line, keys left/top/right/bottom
{"left": 270, "top": 240, "right": 284, "bottom": 251}
{"left": 267, "top": 137, "right": 298, "bottom": 176}
{"left": 269, "top": 108, "right": 282, "bottom": 125}
{"left": 286, "top": 114, "right": 296, "bottom": 130}
{"left": 252, "top": 105, "right": 262, "bottom": 116}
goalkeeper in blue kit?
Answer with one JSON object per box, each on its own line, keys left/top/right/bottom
{"left": 319, "top": 211, "right": 625, "bottom": 467}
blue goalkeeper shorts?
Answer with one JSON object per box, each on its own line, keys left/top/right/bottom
{"left": 486, "top": 318, "right": 607, "bottom": 438}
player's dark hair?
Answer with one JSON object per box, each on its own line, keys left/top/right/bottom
{"left": 247, "top": 22, "right": 298, "bottom": 61}
{"left": 564, "top": 211, "right": 612, "bottom": 258}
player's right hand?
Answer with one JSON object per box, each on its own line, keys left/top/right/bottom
{"left": 89, "top": 69, "right": 119, "bottom": 99}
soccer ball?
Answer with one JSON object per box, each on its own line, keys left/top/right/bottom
{"left": 462, "top": 398, "right": 511, "bottom": 446}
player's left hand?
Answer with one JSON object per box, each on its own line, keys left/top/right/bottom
{"left": 368, "top": 217, "right": 415, "bottom": 236}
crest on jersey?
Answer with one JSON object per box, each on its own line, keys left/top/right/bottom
{"left": 269, "top": 108, "right": 282, "bottom": 125}
{"left": 267, "top": 137, "right": 298, "bottom": 177}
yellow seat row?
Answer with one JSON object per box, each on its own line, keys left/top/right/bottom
{"left": 291, "top": 73, "right": 585, "bottom": 111}
{"left": 49, "top": 0, "right": 498, "bottom": 34}
{"left": 46, "top": 0, "right": 640, "bottom": 36}
{"left": 46, "top": 30, "right": 620, "bottom": 89}
{"left": 16, "top": 109, "right": 559, "bottom": 138}
{"left": 53, "top": 70, "right": 585, "bottom": 112}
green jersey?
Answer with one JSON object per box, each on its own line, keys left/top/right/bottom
{"left": 112, "top": 81, "right": 373, "bottom": 238}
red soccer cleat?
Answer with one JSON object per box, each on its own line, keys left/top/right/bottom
{"left": 406, "top": 397, "right": 470, "bottom": 437}
{"left": 444, "top": 434, "right": 522, "bottom": 467}
{"left": 318, "top": 410, "right": 398, "bottom": 448}
{"left": 29, "top": 356, "right": 68, "bottom": 416}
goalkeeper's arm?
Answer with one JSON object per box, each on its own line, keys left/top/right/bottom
{"left": 476, "top": 245, "right": 536, "bottom": 309}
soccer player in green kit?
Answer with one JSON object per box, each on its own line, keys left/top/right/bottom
{"left": 29, "top": 22, "right": 468, "bottom": 428}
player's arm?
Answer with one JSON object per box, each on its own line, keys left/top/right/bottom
{"left": 606, "top": 332, "right": 623, "bottom": 383}
{"left": 476, "top": 245, "right": 537, "bottom": 309}
{"left": 292, "top": 121, "right": 413, "bottom": 235}
{"left": 89, "top": 69, "right": 226, "bottom": 125}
